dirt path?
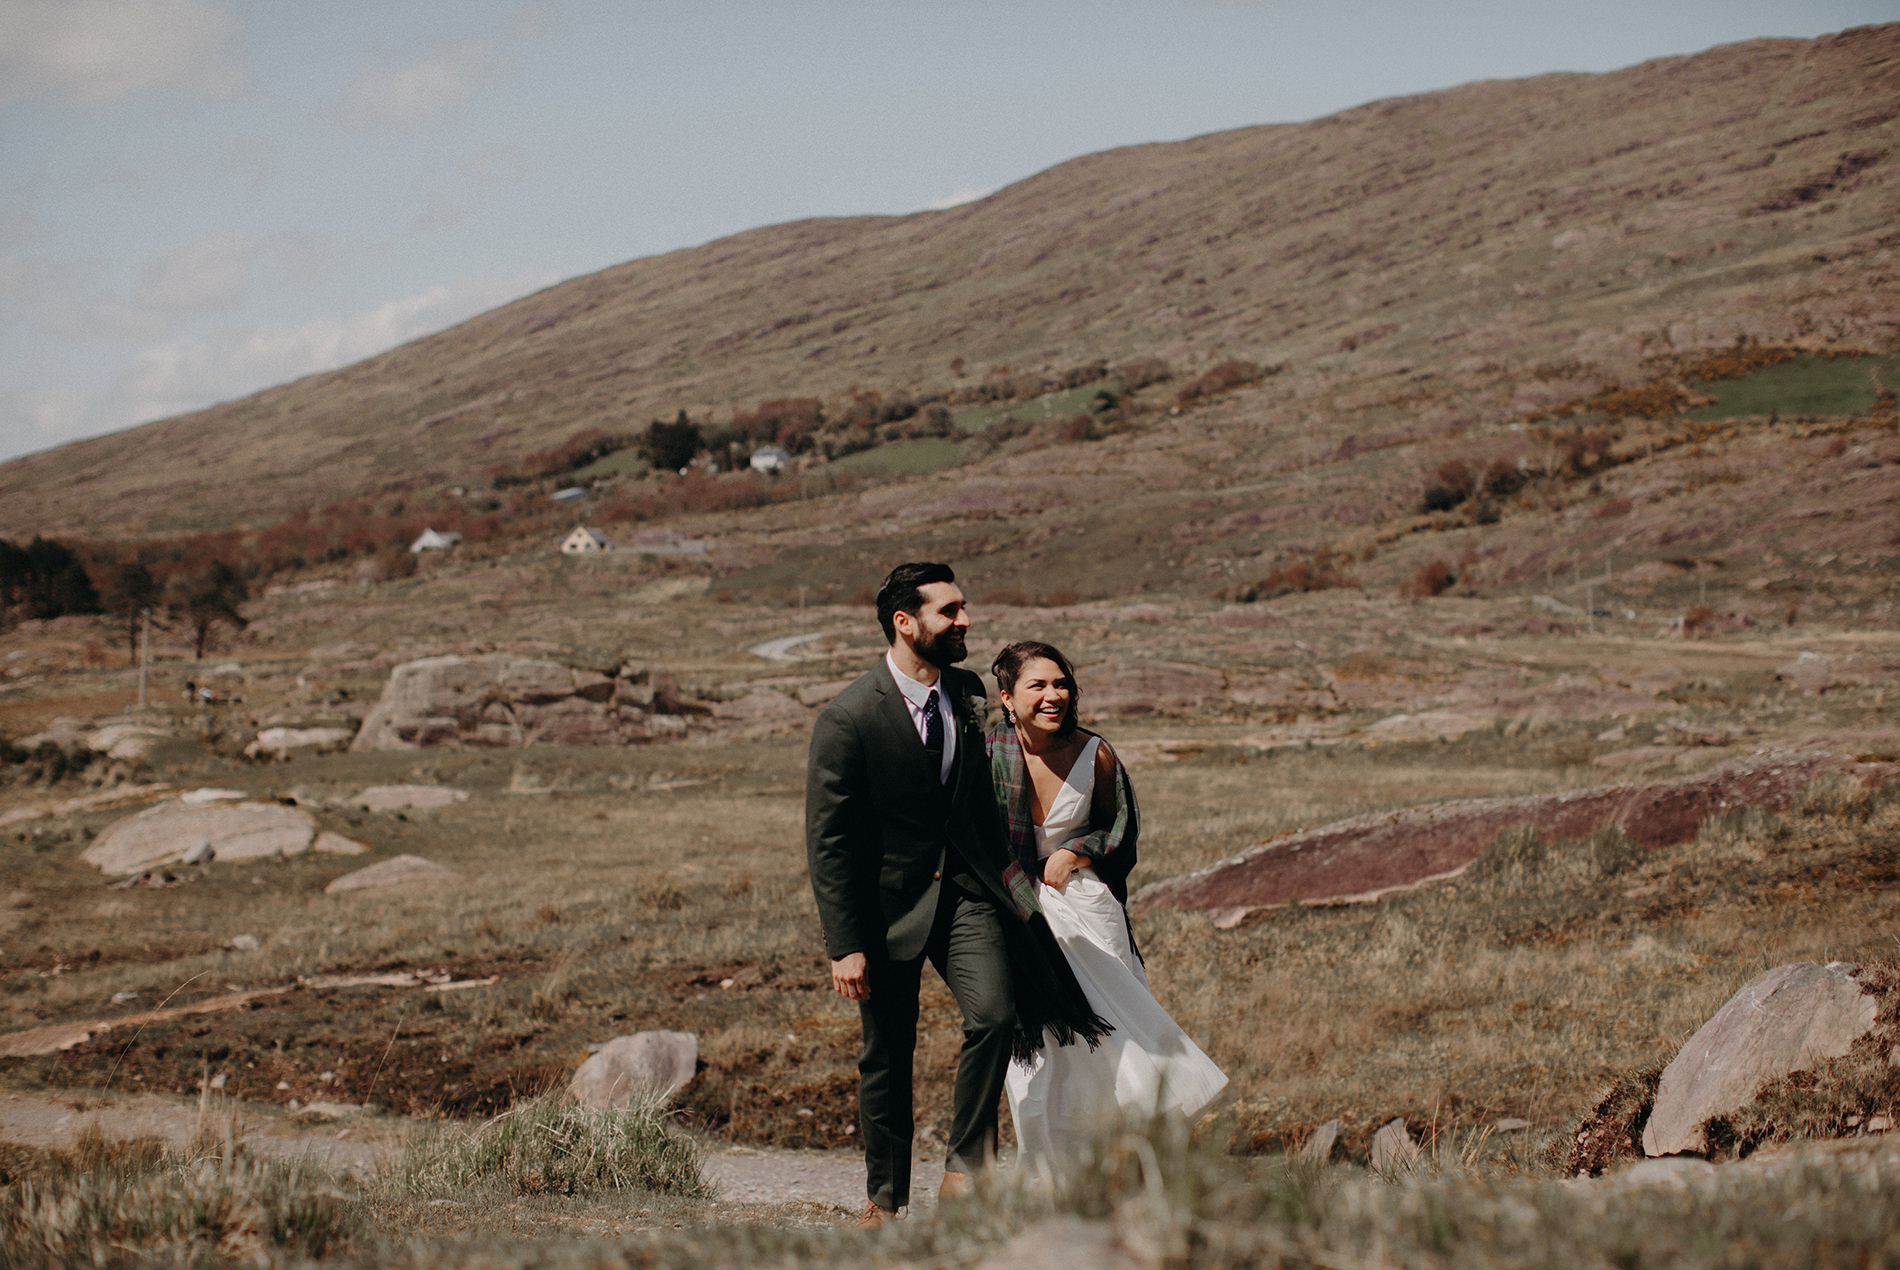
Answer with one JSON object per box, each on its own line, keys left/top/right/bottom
{"left": 0, "top": 1087, "right": 931, "bottom": 1209}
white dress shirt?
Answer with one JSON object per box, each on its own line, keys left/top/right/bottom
{"left": 886, "top": 649, "right": 955, "bottom": 783}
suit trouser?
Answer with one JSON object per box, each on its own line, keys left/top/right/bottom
{"left": 857, "top": 883, "right": 1015, "bottom": 1211}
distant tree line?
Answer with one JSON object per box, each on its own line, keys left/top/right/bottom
{"left": 0, "top": 536, "right": 100, "bottom": 624}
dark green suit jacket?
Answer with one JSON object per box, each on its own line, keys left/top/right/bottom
{"left": 805, "top": 659, "right": 1006, "bottom": 963}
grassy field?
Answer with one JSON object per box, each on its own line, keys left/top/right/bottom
{"left": 3, "top": 512, "right": 1900, "bottom": 1262}
{"left": 1693, "top": 353, "right": 1900, "bottom": 420}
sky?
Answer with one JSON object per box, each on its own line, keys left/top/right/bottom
{"left": 2, "top": 1, "right": 1894, "bottom": 465}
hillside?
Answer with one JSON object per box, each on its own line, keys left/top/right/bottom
{"left": 1, "top": 23, "right": 1896, "bottom": 539}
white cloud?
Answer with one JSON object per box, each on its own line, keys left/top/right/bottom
{"left": 330, "top": 37, "right": 499, "bottom": 130}
{"left": 923, "top": 185, "right": 994, "bottom": 211}
{"left": 118, "top": 268, "right": 561, "bottom": 423}
{"left": 0, "top": 0, "right": 247, "bottom": 108}
{"left": 135, "top": 226, "right": 254, "bottom": 311}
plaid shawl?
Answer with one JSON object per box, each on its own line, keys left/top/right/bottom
{"left": 987, "top": 725, "right": 1140, "bottom": 906}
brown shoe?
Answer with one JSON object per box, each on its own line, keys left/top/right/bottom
{"left": 938, "top": 1170, "right": 974, "bottom": 1201}
{"left": 857, "top": 1201, "right": 891, "bottom": 1228}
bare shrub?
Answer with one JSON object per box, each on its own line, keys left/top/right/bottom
{"left": 1403, "top": 560, "right": 1457, "bottom": 599}
{"left": 1117, "top": 356, "right": 1174, "bottom": 391}
{"left": 1682, "top": 604, "right": 1719, "bottom": 637}
{"left": 1174, "top": 359, "right": 1270, "bottom": 407}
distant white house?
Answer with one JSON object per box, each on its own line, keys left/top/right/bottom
{"left": 749, "top": 445, "right": 792, "bottom": 474}
{"left": 409, "top": 528, "right": 463, "bottom": 554}
{"left": 560, "top": 527, "right": 612, "bottom": 555}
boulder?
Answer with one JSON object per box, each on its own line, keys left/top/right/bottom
{"left": 83, "top": 723, "right": 172, "bottom": 761}
{"left": 245, "top": 726, "right": 355, "bottom": 759}
{"left": 324, "top": 854, "right": 457, "bottom": 893}
{"left": 1642, "top": 962, "right": 1878, "bottom": 1157}
{"left": 356, "top": 785, "right": 468, "bottom": 812}
{"left": 351, "top": 654, "right": 712, "bottom": 750}
{"left": 568, "top": 1031, "right": 698, "bottom": 1109}
{"left": 1371, "top": 1118, "right": 1419, "bottom": 1174}
{"left": 83, "top": 801, "right": 317, "bottom": 875}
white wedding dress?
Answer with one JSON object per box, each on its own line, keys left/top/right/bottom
{"left": 1005, "top": 737, "right": 1228, "bottom": 1173}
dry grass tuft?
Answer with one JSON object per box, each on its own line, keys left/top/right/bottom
{"left": 0, "top": 1124, "right": 354, "bottom": 1264}
{"left": 393, "top": 1090, "right": 710, "bottom": 1199}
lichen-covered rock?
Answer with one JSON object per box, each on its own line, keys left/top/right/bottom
{"left": 83, "top": 801, "right": 316, "bottom": 875}
{"left": 1642, "top": 962, "right": 1878, "bottom": 1157}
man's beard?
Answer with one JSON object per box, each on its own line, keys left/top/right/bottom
{"left": 914, "top": 625, "right": 967, "bottom": 668}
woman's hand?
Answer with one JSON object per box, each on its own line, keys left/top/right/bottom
{"left": 1043, "top": 847, "right": 1086, "bottom": 891}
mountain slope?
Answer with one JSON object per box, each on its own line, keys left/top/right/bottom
{"left": 2, "top": 23, "right": 1896, "bottom": 537}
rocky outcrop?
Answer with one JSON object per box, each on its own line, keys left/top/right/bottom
{"left": 1137, "top": 751, "right": 1900, "bottom": 925}
{"left": 83, "top": 800, "right": 317, "bottom": 875}
{"left": 1643, "top": 963, "right": 1878, "bottom": 1157}
{"left": 245, "top": 726, "right": 355, "bottom": 759}
{"left": 568, "top": 1032, "right": 698, "bottom": 1109}
{"left": 350, "top": 655, "right": 713, "bottom": 750}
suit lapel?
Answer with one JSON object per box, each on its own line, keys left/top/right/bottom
{"left": 873, "top": 658, "right": 944, "bottom": 794}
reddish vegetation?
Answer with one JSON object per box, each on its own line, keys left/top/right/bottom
{"left": 1135, "top": 753, "right": 1900, "bottom": 924}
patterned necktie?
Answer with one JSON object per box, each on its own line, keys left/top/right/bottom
{"left": 922, "top": 690, "right": 945, "bottom": 782}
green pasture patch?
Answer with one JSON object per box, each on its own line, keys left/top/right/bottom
{"left": 951, "top": 380, "right": 1114, "bottom": 433}
{"left": 831, "top": 436, "right": 964, "bottom": 474}
{"left": 565, "top": 449, "right": 649, "bottom": 482}
{"left": 1692, "top": 354, "right": 1899, "bottom": 420}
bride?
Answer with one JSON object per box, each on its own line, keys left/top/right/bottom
{"left": 987, "top": 640, "right": 1227, "bottom": 1172}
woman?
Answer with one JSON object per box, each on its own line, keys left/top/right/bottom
{"left": 988, "top": 640, "right": 1227, "bottom": 1172}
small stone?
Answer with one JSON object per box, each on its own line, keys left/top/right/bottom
{"left": 209, "top": 1073, "right": 227, "bottom": 1089}
{"left": 356, "top": 785, "right": 468, "bottom": 812}
{"left": 312, "top": 831, "right": 369, "bottom": 856}
{"left": 1298, "top": 1118, "right": 1341, "bottom": 1164}
{"left": 1868, "top": 1115, "right": 1891, "bottom": 1133}
{"left": 276, "top": 1081, "right": 290, "bottom": 1090}
{"left": 1371, "top": 1118, "right": 1419, "bottom": 1175}
{"left": 111, "top": 990, "right": 140, "bottom": 1004}
{"left": 1493, "top": 1117, "right": 1531, "bottom": 1134}
{"left": 226, "top": 934, "right": 260, "bottom": 951}
{"left": 568, "top": 1031, "right": 697, "bottom": 1109}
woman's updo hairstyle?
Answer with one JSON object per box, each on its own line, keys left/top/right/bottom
{"left": 991, "top": 640, "right": 1081, "bottom": 738}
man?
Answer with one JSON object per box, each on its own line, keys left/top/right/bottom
{"left": 806, "top": 562, "right": 1105, "bottom": 1222}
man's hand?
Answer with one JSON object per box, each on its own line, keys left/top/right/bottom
{"left": 830, "top": 952, "right": 870, "bottom": 1001}
{"left": 1043, "top": 847, "right": 1086, "bottom": 892}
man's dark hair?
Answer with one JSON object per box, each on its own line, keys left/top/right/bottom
{"left": 876, "top": 562, "right": 956, "bottom": 644}
{"left": 991, "top": 640, "right": 1081, "bottom": 737}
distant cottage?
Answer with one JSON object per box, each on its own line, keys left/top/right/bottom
{"left": 409, "top": 528, "right": 463, "bottom": 554}
{"left": 749, "top": 445, "right": 792, "bottom": 474}
{"left": 560, "top": 527, "right": 612, "bottom": 555}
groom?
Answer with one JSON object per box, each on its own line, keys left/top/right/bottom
{"left": 806, "top": 562, "right": 1105, "bottom": 1221}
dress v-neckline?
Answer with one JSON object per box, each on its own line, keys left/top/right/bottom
{"left": 1033, "top": 736, "right": 1100, "bottom": 831}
